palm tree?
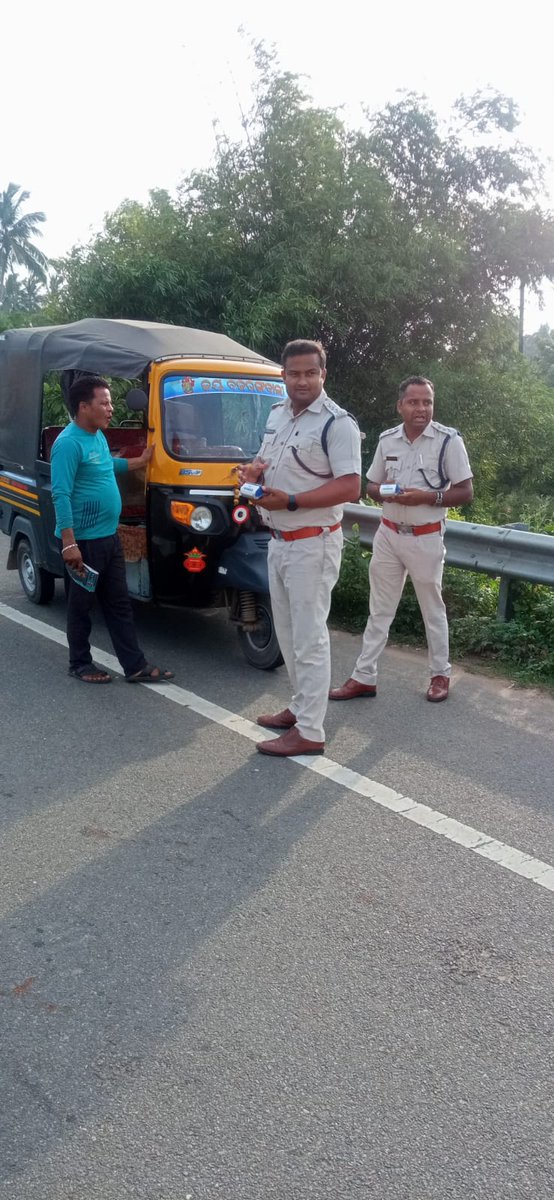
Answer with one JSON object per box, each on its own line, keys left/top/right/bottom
{"left": 0, "top": 182, "right": 48, "bottom": 304}
{"left": 2, "top": 273, "right": 23, "bottom": 311}
{"left": 2, "top": 271, "right": 46, "bottom": 313}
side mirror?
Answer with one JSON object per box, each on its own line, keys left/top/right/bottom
{"left": 125, "top": 388, "right": 148, "bottom": 412}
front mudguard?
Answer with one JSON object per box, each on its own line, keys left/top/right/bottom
{"left": 6, "top": 516, "right": 49, "bottom": 572}
{"left": 216, "top": 531, "right": 270, "bottom": 593}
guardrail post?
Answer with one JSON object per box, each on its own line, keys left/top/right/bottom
{"left": 495, "top": 525, "right": 529, "bottom": 622}
{"left": 497, "top": 576, "right": 515, "bottom": 622}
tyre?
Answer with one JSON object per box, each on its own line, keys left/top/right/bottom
{"left": 16, "top": 538, "right": 55, "bottom": 605}
{"left": 237, "top": 592, "right": 284, "bottom": 670}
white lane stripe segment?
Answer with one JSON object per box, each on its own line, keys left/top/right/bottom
{"left": 1, "top": 600, "right": 553, "bottom": 895}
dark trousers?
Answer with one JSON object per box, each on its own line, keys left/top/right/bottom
{"left": 62, "top": 534, "right": 147, "bottom": 677}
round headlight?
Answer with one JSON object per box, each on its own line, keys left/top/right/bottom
{"left": 190, "top": 505, "right": 213, "bottom": 532}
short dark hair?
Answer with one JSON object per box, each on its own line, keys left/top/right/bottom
{"left": 68, "top": 375, "right": 110, "bottom": 417}
{"left": 282, "top": 339, "right": 326, "bottom": 370}
{"left": 398, "top": 375, "right": 434, "bottom": 399}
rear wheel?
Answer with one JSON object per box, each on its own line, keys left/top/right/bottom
{"left": 16, "top": 538, "right": 55, "bottom": 605}
{"left": 237, "top": 592, "right": 283, "bottom": 670}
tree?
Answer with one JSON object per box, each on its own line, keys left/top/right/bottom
{"left": 50, "top": 48, "right": 554, "bottom": 513}
{"left": 54, "top": 57, "right": 554, "bottom": 374}
{"left": 49, "top": 190, "right": 209, "bottom": 328}
{"left": 0, "top": 182, "right": 48, "bottom": 304}
{"left": 523, "top": 325, "right": 554, "bottom": 387}
{"left": 1, "top": 273, "right": 23, "bottom": 311}
{"left": 1, "top": 269, "right": 46, "bottom": 313}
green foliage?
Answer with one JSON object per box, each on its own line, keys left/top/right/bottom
{"left": 519, "top": 497, "right": 554, "bottom": 534}
{"left": 450, "top": 587, "right": 554, "bottom": 683}
{"left": 42, "top": 377, "right": 68, "bottom": 426}
{"left": 330, "top": 532, "right": 371, "bottom": 629}
{"left": 1, "top": 271, "right": 46, "bottom": 313}
{"left": 48, "top": 191, "right": 208, "bottom": 327}
{"left": 0, "top": 306, "right": 49, "bottom": 333}
{"left": 523, "top": 324, "right": 554, "bottom": 387}
{"left": 0, "top": 182, "right": 48, "bottom": 307}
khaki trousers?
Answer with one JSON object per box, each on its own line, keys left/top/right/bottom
{"left": 268, "top": 529, "right": 343, "bottom": 742}
{"left": 353, "top": 523, "right": 450, "bottom": 685}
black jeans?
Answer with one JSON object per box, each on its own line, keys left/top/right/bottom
{"left": 62, "top": 534, "right": 147, "bottom": 677}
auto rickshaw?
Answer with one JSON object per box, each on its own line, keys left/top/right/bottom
{"left": 0, "top": 318, "right": 286, "bottom": 668}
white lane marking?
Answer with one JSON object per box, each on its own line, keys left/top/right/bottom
{"left": 1, "top": 600, "right": 554, "bottom": 894}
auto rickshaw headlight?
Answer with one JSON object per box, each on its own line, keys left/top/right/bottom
{"left": 190, "top": 505, "right": 213, "bottom": 532}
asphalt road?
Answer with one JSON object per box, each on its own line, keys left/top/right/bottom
{"left": 0, "top": 558, "right": 553, "bottom": 1200}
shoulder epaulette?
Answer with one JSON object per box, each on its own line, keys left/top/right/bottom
{"left": 379, "top": 424, "right": 402, "bottom": 439}
{"left": 432, "top": 420, "right": 460, "bottom": 438}
{"left": 322, "top": 395, "right": 348, "bottom": 419}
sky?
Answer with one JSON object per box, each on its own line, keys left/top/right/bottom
{"left": 3, "top": 0, "right": 554, "bottom": 333}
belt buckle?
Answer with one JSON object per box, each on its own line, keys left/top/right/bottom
{"left": 273, "top": 529, "right": 284, "bottom": 540}
{"left": 398, "top": 524, "right": 413, "bottom": 536}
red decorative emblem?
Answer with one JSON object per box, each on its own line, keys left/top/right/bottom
{"left": 183, "top": 547, "right": 207, "bottom": 573}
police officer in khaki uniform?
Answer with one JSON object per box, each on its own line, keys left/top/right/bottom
{"left": 239, "top": 340, "right": 362, "bottom": 757}
{"left": 330, "top": 375, "right": 473, "bottom": 704}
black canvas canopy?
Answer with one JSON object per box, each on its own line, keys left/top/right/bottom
{"left": 0, "top": 319, "right": 274, "bottom": 473}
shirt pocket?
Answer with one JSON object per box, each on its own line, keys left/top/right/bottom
{"left": 259, "top": 431, "right": 279, "bottom": 460}
{"left": 384, "top": 456, "right": 402, "bottom": 482}
{"left": 290, "top": 434, "right": 332, "bottom": 479}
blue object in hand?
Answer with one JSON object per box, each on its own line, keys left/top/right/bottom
{"left": 65, "top": 563, "right": 99, "bottom": 592}
{"left": 239, "top": 482, "right": 265, "bottom": 500}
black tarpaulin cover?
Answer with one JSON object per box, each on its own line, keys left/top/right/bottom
{"left": 0, "top": 319, "right": 272, "bottom": 473}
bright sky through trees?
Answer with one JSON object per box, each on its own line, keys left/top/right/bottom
{"left": 3, "top": 0, "right": 553, "bottom": 328}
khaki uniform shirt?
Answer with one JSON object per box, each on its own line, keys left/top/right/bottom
{"left": 258, "top": 390, "right": 362, "bottom": 531}
{"left": 367, "top": 420, "right": 472, "bottom": 525}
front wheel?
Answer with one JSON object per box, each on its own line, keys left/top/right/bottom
{"left": 16, "top": 538, "right": 56, "bottom": 605}
{"left": 237, "top": 592, "right": 284, "bottom": 670}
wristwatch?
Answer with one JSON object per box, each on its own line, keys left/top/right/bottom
{"left": 287, "top": 494, "right": 299, "bottom": 511}
{"left": 434, "top": 490, "right": 444, "bottom": 506}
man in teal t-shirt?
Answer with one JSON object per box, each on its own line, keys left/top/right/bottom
{"left": 51, "top": 375, "right": 174, "bottom": 685}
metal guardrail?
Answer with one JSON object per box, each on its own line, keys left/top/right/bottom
{"left": 342, "top": 504, "right": 554, "bottom": 620}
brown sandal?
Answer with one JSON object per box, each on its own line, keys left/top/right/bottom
{"left": 69, "top": 664, "right": 113, "bottom": 684}
{"left": 126, "top": 664, "right": 174, "bottom": 683}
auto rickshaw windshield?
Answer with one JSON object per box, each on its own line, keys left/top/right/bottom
{"left": 162, "top": 373, "right": 287, "bottom": 460}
